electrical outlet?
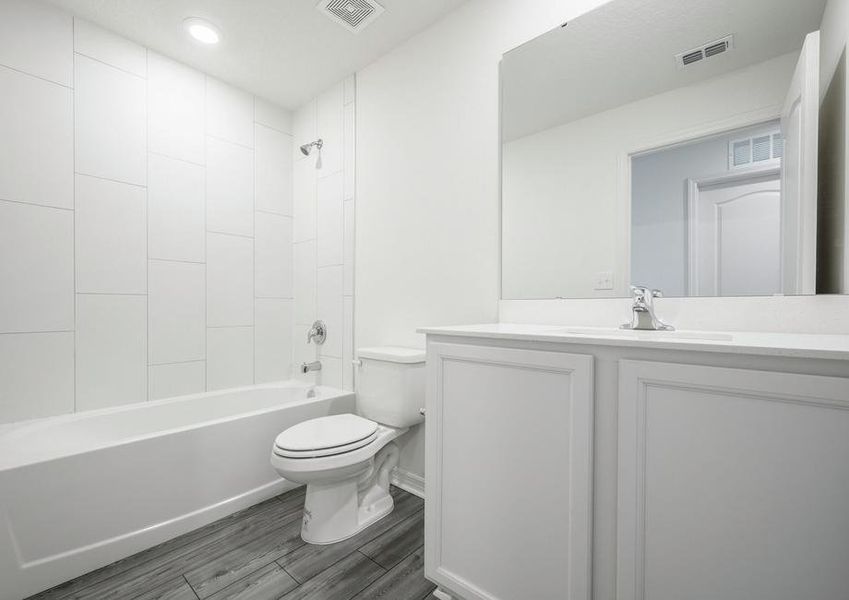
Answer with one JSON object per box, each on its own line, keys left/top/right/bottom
{"left": 594, "top": 271, "right": 614, "bottom": 290}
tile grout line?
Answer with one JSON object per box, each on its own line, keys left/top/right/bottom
{"left": 72, "top": 16, "right": 77, "bottom": 414}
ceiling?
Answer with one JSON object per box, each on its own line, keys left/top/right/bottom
{"left": 46, "top": 0, "right": 466, "bottom": 110}
{"left": 502, "top": 0, "right": 828, "bottom": 142}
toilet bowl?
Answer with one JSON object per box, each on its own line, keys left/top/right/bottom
{"left": 270, "top": 347, "right": 426, "bottom": 544}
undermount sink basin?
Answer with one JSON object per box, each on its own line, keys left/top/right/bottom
{"left": 550, "top": 326, "right": 734, "bottom": 342}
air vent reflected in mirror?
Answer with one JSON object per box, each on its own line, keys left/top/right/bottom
{"left": 676, "top": 35, "right": 734, "bottom": 68}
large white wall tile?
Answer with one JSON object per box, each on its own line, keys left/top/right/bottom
{"left": 148, "top": 53, "right": 205, "bottom": 164}
{"left": 319, "top": 357, "right": 342, "bottom": 388}
{"left": 256, "top": 124, "right": 293, "bottom": 215}
{"left": 255, "top": 213, "right": 293, "bottom": 298}
{"left": 293, "top": 158, "right": 316, "bottom": 242}
{"left": 343, "top": 296, "right": 354, "bottom": 391}
{"left": 0, "top": 0, "right": 72, "bottom": 86}
{"left": 316, "top": 82, "right": 344, "bottom": 175}
{"left": 317, "top": 266, "right": 343, "bottom": 358}
{"left": 293, "top": 101, "right": 316, "bottom": 152}
{"left": 206, "top": 137, "right": 254, "bottom": 236}
{"left": 0, "top": 67, "right": 73, "bottom": 209}
{"left": 343, "top": 199, "right": 355, "bottom": 296}
{"left": 75, "top": 175, "right": 146, "bottom": 295}
{"left": 256, "top": 98, "right": 292, "bottom": 134}
{"left": 293, "top": 241, "right": 316, "bottom": 325}
{"left": 149, "top": 361, "right": 205, "bottom": 401}
{"left": 343, "top": 75, "right": 356, "bottom": 106}
{"left": 0, "top": 332, "right": 74, "bottom": 424}
{"left": 0, "top": 201, "right": 73, "bottom": 333}
{"left": 206, "top": 78, "right": 254, "bottom": 148}
{"left": 343, "top": 102, "right": 355, "bottom": 200}
{"left": 207, "top": 233, "right": 254, "bottom": 327}
{"left": 75, "top": 55, "right": 146, "bottom": 185}
{"left": 149, "top": 260, "right": 205, "bottom": 365}
{"left": 73, "top": 19, "right": 146, "bottom": 77}
{"left": 76, "top": 294, "right": 147, "bottom": 411}
{"left": 316, "top": 172, "right": 344, "bottom": 267}
{"left": 207, "top": 327, "right": 253, "bottom": 390}
{"left": 148, "top": 154, "right": 205, "bottom": 263}
{"left": 255, "top": 299, "right": 293, "bottom": 383}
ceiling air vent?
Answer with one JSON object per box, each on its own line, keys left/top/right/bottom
{"left": 317, "top": 0, "right": 385, "bottom": 33}
{"left": 676, "top": 35, "right": 734, "bottom": 68}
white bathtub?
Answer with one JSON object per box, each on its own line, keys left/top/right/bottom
{"left": 0, "top": 382, "right": 355, "bottom": 600}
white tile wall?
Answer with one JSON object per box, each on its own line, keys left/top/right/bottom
{"left": 317, "top": 172, "right": 344, "bottom": 267}
{"left": 73, "top": 19, "right": 147, "bottom": 77}
{"left": 0, "top": 201, "right": 74, "bottom": 333}
{"left": 148, "top": 154, "right": 205, "bottom": 263}
{"left": 0, "top": 66, "right": 73, "bottom": 209}
{"left": 207, "top": 233, "right": 254, "bottom": 327}
{"left": 255, "top": 299, "right": 293, "bottom": 383}
{"left": 76, "top": 294, "right": 147, "bottom": 411}
{"left": 75, "top": 175, "right": 147, "bottom": 295}
{"left": 148, "top": 53, "right": 205, "bottom": 165}
{"left": 0, "top": 0, "right": 73, "bottom": 86}
{"left": 74, "top": 54, "right": 147, "bottom": 186}
{"left": 206, "top": 78, "right": 254, "bottom": 148}
{"left": 316, "top": 82, "right": 344, "bottom": 174}
{"left": 149, "top": 361, "right": 206, "bottom": 401}
{"left": 0, "top": 2, "right": 297, "bottom": 423}
{"left": 206, "top": 137, "right": 255, "bottom": 236}
{"left": 256, "top": 124, "right": 294, "bottom": 215}
{"left": 255, "top": 213, "right": 294, "bottom": 298}
{"left": 207, "top": 326, "right": 254, "bottom": 391}
{"left": 317, "top": 266, "right": 344, "bottom": 358}
{"left": 0, "top": 332, "right": 74, "bottom": 422}
{"left": 149, "top": 260, "right": 205, "bottom": 365}
{"left": 292, "top": 78, "right": 356, "bottom": 389}
{"left": 293, "top": 241, "right": 317, "bottom": 325}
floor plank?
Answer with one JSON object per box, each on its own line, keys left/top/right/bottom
{"left": 350, "top": 548, "right": 435, "bottom": 600}
{"left": 32, "top": 490, "right": 304, "bottom": 600}
{"left": 279, "top": 489, "right": 424, "bottom": 583}
{"left": 278, "top": 551, "right": 385, "bottom": 600}
{"left": 184, "top": 516, "right": 304, "bottom": 598}
{"left": 27, "top": 487, "right": 433, "bottom": 600}
{"left": 205, "top": 563, "right": 298, "bottom": 600}
{"left": 358, "top": 510, "right": 425, "bottom": 570}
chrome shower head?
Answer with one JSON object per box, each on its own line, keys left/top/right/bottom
{"left": 299, "top": 139, "right": 323, "bottom": 168}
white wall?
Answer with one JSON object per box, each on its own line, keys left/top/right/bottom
{"left": 502, "top": 54, "right": 795, "bottom": 299}
{"left": 0, "top": 1, "right": 295, "bottom": 424}
{"left": 291, "top": 78, "right": 357, "bottom": 390}
{"left": 355, "top": 0, "right": 607, "bottom": 483}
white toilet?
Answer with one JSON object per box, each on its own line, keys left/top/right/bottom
{"left": 270, "top": 346, "right": 425, "bottom": 544}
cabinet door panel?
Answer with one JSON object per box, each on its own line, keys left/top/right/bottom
{"left": 618, "top": 360, "right": 849, "bottom": 600}
{"left": 426, "top": 342, "right": 593, "bottom": 600}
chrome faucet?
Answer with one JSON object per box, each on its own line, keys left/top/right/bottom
{"left": 300, "top": 361, "right": 322, "bottom": 374}
{"left": 306, "top": 320, "right": 327, "bottom": 345}
{"left": 621, "top": 286, "right": 674, "bottom": 331}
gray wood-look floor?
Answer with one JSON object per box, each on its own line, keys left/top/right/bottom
{"left": 28, "top": 486, "right": 435, "bottom": 600}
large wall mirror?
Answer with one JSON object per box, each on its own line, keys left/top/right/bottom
{"left": 501, "top": 0, "right": 846, "bottom": 300}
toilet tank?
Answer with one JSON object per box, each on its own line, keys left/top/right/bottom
{"left": 356, "top": 347, "right": 426, "bottom": 428}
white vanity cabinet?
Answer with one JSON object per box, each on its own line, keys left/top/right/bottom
{"left": 421, "top": 326, "right": 849, "bottom": 600}
{"left": 424, "top": 342, "right": 594, "bottom": 600}
{"left": 617, "top": 360, "right": 849, "bottom": 600}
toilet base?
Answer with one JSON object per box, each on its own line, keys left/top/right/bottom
{"left": 299, "top": 442, "right": 400, "bottom": 545}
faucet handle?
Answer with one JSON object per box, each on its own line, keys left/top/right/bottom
{"left": 651, "top": 289, "right": 663, "bottom": 299}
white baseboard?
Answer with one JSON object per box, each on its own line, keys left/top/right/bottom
{"left": 391, "top": 467, "right": 425, "bottom": 499}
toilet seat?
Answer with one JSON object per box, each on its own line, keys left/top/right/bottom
{"left": 274, "top": 414, "right": 378, "bottom": 459}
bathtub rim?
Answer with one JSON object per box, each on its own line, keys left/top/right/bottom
{"left": 0, "top": 381, "right": 355, "bottom": 472}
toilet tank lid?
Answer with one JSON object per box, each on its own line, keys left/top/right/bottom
{"left": 357, "top": 346, "right": 426, "bottom": 364}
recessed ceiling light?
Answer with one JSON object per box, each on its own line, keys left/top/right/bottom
{"left": 184, "top": 18, "right": 220, "bottom": 45}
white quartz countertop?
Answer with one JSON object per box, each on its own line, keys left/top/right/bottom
{"left": 417, "top": 323, "right": 849, "bottom": 361}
